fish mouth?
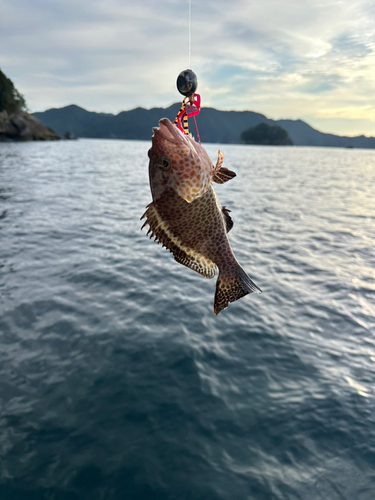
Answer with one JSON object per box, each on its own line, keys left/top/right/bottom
{"left": 152, "top": 118, "right": 193, "bottom": 150}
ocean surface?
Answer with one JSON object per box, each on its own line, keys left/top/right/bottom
{"left": 0, "top": 138, "right": 374, "bottom": 500}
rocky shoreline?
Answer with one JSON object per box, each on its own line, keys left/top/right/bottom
{"left": 0, "top": 110, "right": 60, "bottom": 142}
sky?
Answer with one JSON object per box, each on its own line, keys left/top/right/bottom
{"left": 1, "top": 0, "right": 375, "bottom": 137}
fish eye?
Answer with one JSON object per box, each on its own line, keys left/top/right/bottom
{"left": 157, "top": 158, "right": 171, "bottom": 171}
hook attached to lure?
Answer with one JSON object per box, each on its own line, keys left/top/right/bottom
{"left": 174, "top": 69, "right": 201, "bottom": 143}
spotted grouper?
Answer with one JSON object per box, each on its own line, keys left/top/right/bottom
{"left": 141, "top": 118, "right": 261, "bottom": 314}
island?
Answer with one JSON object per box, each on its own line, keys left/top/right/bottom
{"left": 241, "top": 122, "right": 293, "bottom": 146}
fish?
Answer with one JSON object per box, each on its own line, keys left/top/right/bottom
{"left": 141, "top": 118, "right": 261, "bottom": 314}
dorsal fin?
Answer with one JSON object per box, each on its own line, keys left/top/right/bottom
{"left": 212, "top": 150, "right": 236, "bottom": 184}
{"left": 222, "top": 206, "right": 233, "bottom": 232}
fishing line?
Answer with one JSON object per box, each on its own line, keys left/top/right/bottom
{"left": 188, "top": 0, "right": 191, "bottom": 68}
{"left": 174, "top": 0, "right": 201, "bottom": 143}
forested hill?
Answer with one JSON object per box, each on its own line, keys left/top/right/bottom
{"left": 0, "top": 69, "right": 59, "bottom": 142}
{"left": 33, "top": 104, "right": 375, "bottom": 148}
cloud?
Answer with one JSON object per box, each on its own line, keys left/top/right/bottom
{"left": 1, "top": 0, "right": 375, "bottom": 135}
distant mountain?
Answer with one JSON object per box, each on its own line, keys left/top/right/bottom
{"left": 33, "top": 104, "right": 375, "bottom": 148}
{"left": 277, "top": 119, "right": 375, "bottom": 148}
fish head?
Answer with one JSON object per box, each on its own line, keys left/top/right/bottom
{"left": 148, "top": 118, "right": 213, "bottom": 203}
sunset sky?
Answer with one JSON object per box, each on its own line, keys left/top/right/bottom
{"left": 1, "top": 0, "right": 375, "bottom": 136}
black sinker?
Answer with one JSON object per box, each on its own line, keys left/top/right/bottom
{"left": 176, "top": 69, "right": 198, "bottom": 97}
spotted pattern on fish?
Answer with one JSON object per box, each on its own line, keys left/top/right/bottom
{"left": 141, "top": 198, "right": 216, "bottom": 279}
{"left": 141, "top": 185, "right": 261, "bottom": 314}
{"left": 167, "top": 152, "right": 210, "bottom": 203}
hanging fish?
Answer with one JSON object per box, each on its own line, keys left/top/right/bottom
{"left": 141, "top": 118, "right": 261, "bottom": 314}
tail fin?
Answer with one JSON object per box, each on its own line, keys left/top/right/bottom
{"left": 214, "top": 264, "right": 261, "bottom": 315}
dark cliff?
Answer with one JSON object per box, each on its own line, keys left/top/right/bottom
{"left": 0, "top": 69, "right": 60, "bottom": 142}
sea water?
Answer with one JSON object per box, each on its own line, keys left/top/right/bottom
{"left": 0, "top": 139, "right": 374, "bottom": 499}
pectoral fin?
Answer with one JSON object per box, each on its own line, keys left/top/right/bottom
{"left": 222, "top": 206, "right": 234, "bottom": 232}
{"left": 212, "top": 150, "right": 236, "bottom": 184}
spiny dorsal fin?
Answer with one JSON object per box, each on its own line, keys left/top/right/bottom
{"left": 212, "top": 151, "right": 236, "bottom": 184}
{"left": 214, "top": 150, "right": 224, "bottom": 171}
{"left": 222, "top": 206, "right": 233, "bottom": 232}
{"left": 141, "top": 202, "right": 216, "bottom": 279}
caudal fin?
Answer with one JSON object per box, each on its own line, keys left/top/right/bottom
{"left": 214, "top": 264, "right": 261, "bottom": 315}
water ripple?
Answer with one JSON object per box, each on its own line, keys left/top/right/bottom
{"left": 0, "top": 140, "right": 375, "bottom": 499}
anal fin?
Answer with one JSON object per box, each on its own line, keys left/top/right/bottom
{"left": 141, "top": 202, "right": 216, "bottom": 279}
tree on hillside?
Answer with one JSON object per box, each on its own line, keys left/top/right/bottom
{"left": 241, "top": 122, "right": 293, "bottom": 145}
{"left": 0, "top": 69, "right": 26, "bottom": 114}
